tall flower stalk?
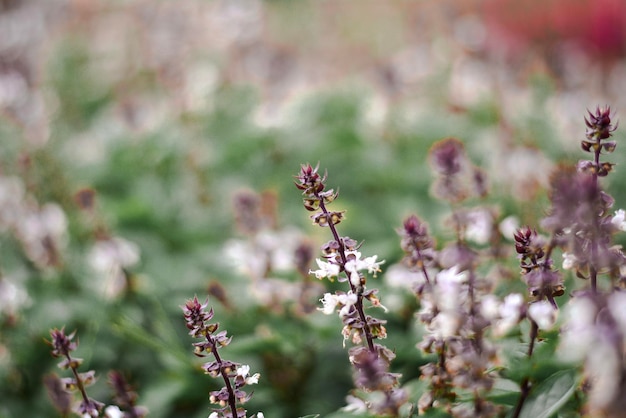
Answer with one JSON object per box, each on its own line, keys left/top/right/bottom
{"left": 295, "top": 163, "right": 405, "bottom": 415}
{"left": 182, "top": 296, "right": 262, "bottom": 418}
{"left": 46, "top": 328, "right": 104, "bottom": 417}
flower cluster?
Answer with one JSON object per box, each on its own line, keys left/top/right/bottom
{"left": 429, "top": 137, "right": 488, "bottom": 203}
{"left": 295, "top": 163, "right": 405, "bottom": 415}
{"left": 182, "top": 296, "right": 262, "bottom": 418}
{"left": 397, "top": 214, "right": 508, "bottom": 417}
{"left": 578, "top": 106, "right": 618, "bottom": 177}
{"left": 45, "top": 328, "right": 148, "bottom": 418}
{"left": 224, "top": 189, "right": 320, "bottom": 315}
{"left": 552, "top": 108, "right": 626, "bottom": 417}
{"left": 0, "top": 174, "right": 67, "bottom": 271}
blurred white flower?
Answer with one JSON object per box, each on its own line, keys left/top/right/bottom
{"left": 384, "top": 263, "right": 431, "bottom": 290}
{"left": 17, "top": 203, "right": 68, "bottom": 269}
{"left": 493, "top": 293, "right": 525, "bottom": 336}
{"left": 88, "top": 237, "right": 140, "bottom": 298}
{"left": 435, "top": 265, "right": 467, "bottom": 311}
{"left": 608, "top": 292, "right": 626, "bottom": 337}
{"left": 104, "top": 406, "right": 123, "bottom": 418}
{"left": 611, "top": 209, "right": 626, "bottom": 231}
{"left": 464, "top": 208, "right": 492, "bottom": 244}
{"left": 586, "top": 340, "right": 621, "bottom": 413}
{"left": 342, "top": 394, "right": 368, "bottom": 413}
{"left": 559, "top": 297, "right": 598, "bottom": 362}
{"left": 437, "top": 265, "right": 468, "bottom": 284}
{"left": 0, "top": 175, "right": 25, "bottom": 230}
{"left": 431, "top": 311, "right": 461, "bottom": 339}
{"left": 499, "top": 215, "right": 520, "bottom": 240}
{"left": 528, "top": 300, "right": 557, "bottom": 330}
{"left": 562, "top": 252, "right": 578, "bottom": 270}
{"left": 0, "top": 274, "right": 30, "bottom": 316}
{"left": 480, "top": 294, "right": 500, "bottom": 321}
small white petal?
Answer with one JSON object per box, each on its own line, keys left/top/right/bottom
{"left": 236, "top": 364, "right": 250, "bottom": 377}
{"left": 246, "top": 373, "right": 260, "bottom": 385}
{"left": 319, "top": 293, "right": 339, "bottom": 315}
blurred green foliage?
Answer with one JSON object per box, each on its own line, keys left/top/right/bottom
{"left": 1, "top": 4, "right": 625, "bottom": 418}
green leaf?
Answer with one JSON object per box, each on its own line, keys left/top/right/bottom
{"left": 487, "top": 378, "right": 521, "bottom": 406}
{"left": 299, "top": 415, "right": 321, "bottom": 418}
{"left": 519, "top": 369, "right": 579, "bottom": 418}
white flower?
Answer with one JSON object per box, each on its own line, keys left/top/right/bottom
{"left": 586, "top": 341, "right": 621, "bottom": 412}
{"left": 384, "top": 263, "right": 430, "bottom": 289}
{"left": 246, "top": 373, "right": 261, "bottom": 385}
{"left": 236, "top": 364, "right": 250, "bottom": 377}
{"left": 88, "top": 236, "right": 141, "bottom": 298}
{"left": 16, "top": 203, "right": 68, "bottom": 268}
{"left": 559, "top": 297, "right": 597, "bottom": 362}
{"left": 209, "top": 413, "right": 219, "bottom": 418}
{"left": 464, "top": 208, "right": 492, "bottom": 244}
{"left": 236, "top": 364, "right": 260, "bottom": 385}
{"left": 435, "top": 266, "right": 467, "bottom": 311}
{"left": 431, "top": 311, "right": 461, "bottom": 338}
{"left": 255, "top": 413, "right": 265, "bottom": 418}
{"left": 342, "top": 394, "right": 368, "bottom": 413}
{"left": 499, "top": 215, "right": 520, "bottom": 240}
{"left": 0, "top": 175, "right": 24, "bottom": 231}
{"left": 319, "top": 293, "right": 339, "bottom": 315}
{"left": 104, "top": 406, "right": 123, "bottom": 418}
{"left": 320, "top": 292, "right": 357, "bottom": 318}
{"left": 436, "top": 265, "right": 468, "bottom": 284}
{"left": 0, "top": 275, "right": 30, "bottom": 316}
{"left": 362, "top": 254, "right": 384, "bottom": 276}
{"left": 608, "top": 291, "right": 626, "bottom": 339}
{"left": 562, "top": 252, "right": 577, "bottom": 270}
{"left": 528, "top": 300, "right": 557, "bottom": 330}
{"left": 344, "top": 250, "right": 385, "bottom": 278}
{"left": 309, "top": 259, "right": 340, "bottom": 280}
{"left": 480, "top": 294, "right": 500, "bottom": 321}
{"left": 336, "top": 292, "right": 357, "bottom": 318}
{"left": 493, "top": 293, "right": 524, "bottom": 336}
{"left": 611, "top": 209, "right": 626, "bottom": 231}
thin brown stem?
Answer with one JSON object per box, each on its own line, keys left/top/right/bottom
{"left": 208, "top": 335, "right": 238, "bottom": 418}
{"left": 511, "top": 320, "right": 539, "bottom": 418}
{"left": 317, "top": 196, "right": 377, "bottom": 354}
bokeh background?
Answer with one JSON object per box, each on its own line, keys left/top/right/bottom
{"left": 1, "top": 1, "right": 626, "bottom": 417}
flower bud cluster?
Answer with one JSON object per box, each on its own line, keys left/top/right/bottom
{"left": 46, "top": 328, "right": 104, "bottom": 417}
{"left": 578, "top": 106, "right": 618, "bottom": 177}
{"left": 428, "top": 138, "right": 488, "bottom": 203}
{"left": 513, "top": 227, "right": 564, "bottom": 304}
{"left": 398, "top": 218, "right": 506, "bottom": 416}
{"left": 45, "top": 328, "right": 148, "bottom": 417}
{"left": 182, "top": 296, "right": 261, "bottom": 418}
